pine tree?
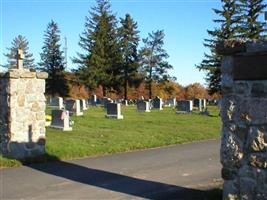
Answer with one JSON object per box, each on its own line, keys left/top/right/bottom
{"left": 118, "top": 14, "right": 140, "bottom": 101}
{"left": 140, "top": 30, "right": 173, "bottom": 99}
{"left": 239, "top": 0, "right": 266, "bottom": 39}
{"left": 73, "top": 0, "right": 121, "bottom": 96}
{"left": 3, "top": 35, "right": 35, "bottom": 69}
{"left": 39, "top": 20, "right": 69, "bottom": 97}
{"left": 197, "top": 0, "right": 242, "bottom": 95}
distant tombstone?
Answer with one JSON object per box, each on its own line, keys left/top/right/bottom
{"left": 202, "top": 99, "right": 207, "bottom": 109}
{"left": 128, "top": 99, "right": 134, "bottom": 106}
{"left": 80, "top": 99, "right": 88, "bottom": 111}
{"left": 122, "top": 99, "right": 128, "bottom": 106}
{"left": 102, "top": 97, "right": 113, "bottom": 108}
{"left": 165, "top": 98, "right": 176, "bottom": 107}
{"left": 152, "top": 96, "right": 163, "bottom": 110}
{"left": 49, "top": 97, "right": 64, "bottom": 109}
{"left": 65, "top": 99, "right": 83, "bottom": 116}
{"left": 193, "top": 98, "right": 202, "bottom": 111}
{"left": 106, "top": 103, "right": 124, "bottom": 119}
{"left": 50, "top": 110, "right": 72, "bottom": 131}
{"left": 137, "top": 101, "right": 150, "bottom": 112}
{"left": 90, "top": 94, "right": 97, "bottom": 106}
{"left": 176, "top": 100, "right": 193, "bottom": 114}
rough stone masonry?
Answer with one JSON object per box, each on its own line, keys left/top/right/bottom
{"left": 218, "top": 39, "right": 267, "bottom": 200}
{"left": 0, "top": 50, "right": 48, "bottom": 159}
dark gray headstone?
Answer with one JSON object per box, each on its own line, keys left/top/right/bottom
{"left": 137, "top": 101, "right": 150, "bottom": 112}
{"left": 152, "top": 96, "right": 163, "bottom": 110}
{"left": 106, "top": 103, "right": 123, "bottom": 119}
{"left": 49, "top": 97, "right": 64, "bottom": 109}
{"left": 193, "top": 98, "right": 202, "bottom": 111}
{"left": 50, "top": 110, "right": 72, "bottom": 131}
{"left": 80, "top": 99, "right": 88, "bottom": 110}
{"left": 176, "top": 100, "right": 193, "bottom": 114}
{"left": 65, "top": 99, "right": 83, "bottom": 116}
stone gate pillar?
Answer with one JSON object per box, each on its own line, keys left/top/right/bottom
{"left": 0, "top": 50, "right": 48, "bottom": 159}
{"left": 218, "top": 40, "right": 267, "bottom": 200}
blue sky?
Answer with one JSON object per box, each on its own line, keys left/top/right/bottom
{"left": 0, "top": 0, "right": 266, "bottom": 86}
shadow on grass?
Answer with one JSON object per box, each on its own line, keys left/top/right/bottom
{"left": 7, "top": 153, "right": 222, "bottom": 200}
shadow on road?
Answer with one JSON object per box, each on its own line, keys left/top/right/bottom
{"left": 25, "top": 158, "right": 220, "bottom": 200}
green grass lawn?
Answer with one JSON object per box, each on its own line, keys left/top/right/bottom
{"left": 0, "top": 106, "right": 221, "bottom": 167}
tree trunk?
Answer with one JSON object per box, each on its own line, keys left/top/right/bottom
{"left": 103, "top": 86, "right": 107, "bottom": 97}
{"left": 124, "top": 72, "right": 128, "bottom": 100}
{"left": 149, "top": 81, "right": 152, "bottom": 99}
{"left": 149, "top": 66, "right": 153, "bottom": 99}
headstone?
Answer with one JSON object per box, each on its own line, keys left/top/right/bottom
{"left": 65, "top": 99, "right": 83, "bottom": 116}
{"left": 80, "top": 99, "right": 88, "bottom": 111}
{"left": 50, "top": 110, "right": 72, "bottom": 131}
{"left": 152, "top": 96, "right": 163, "bottom": 110}
{"left": 0, "top": 49, "right": 48, "bottom": 159}
{"left": 102, "top": 97, "right": 113, "bottom": 108}
{"left": 165, "top": 98, "right": 177, "bottom": 107}
{"left": 122, "top": 99, "right": 128, "bottom": 106}
{"left": 49, "top": 97, "right": 64, "bottom": 109}
{"left": 105, "top": 103, "right": 123, "bottom": 119}
{"left": 201, "top": 99, "right": 207, "bottom": 110}
{"left": 193, "top": 98, "right": 202, "bottom": 111}
{"left": 137, "top": 101, "right": 150, "bottom": 112}
{"left": 219, "top": 39, "right": 267, "bottom": 200}
{"left": 176, "top": 100, "right": 193, "bottom": 114}
{"left": 90, "top": 94, "right": 97, "bottom": 106}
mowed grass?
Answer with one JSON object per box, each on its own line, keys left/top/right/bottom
{"left": 0, "top": 106, "right": 221, "bottom": 167}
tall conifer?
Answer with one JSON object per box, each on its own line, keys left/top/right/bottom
{"left": 39, "top": 20, "right": 69, "bottom": 97}
{"left": 118, "top": 14, "right": 140, "bottom": 100}
{"left": 239, "top": 0, "right": 266, "bottom": 39}
{"left": 73, "top": 0, "right": 120, "bottom": 96}
{"left": 140, "top": 30, "right": 173, "bottom": 99}
{"left": 197, "top": 0, "right": 242, "bottom": 94}
{"left": 3, "top": 35, "right": 35, "bottom": 69}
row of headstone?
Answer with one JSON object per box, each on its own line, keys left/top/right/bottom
{"left": 49, "top": 98, "right": 89, "bottom": 131}
{"left": 48, "top": 97, "right": 88, "bottom": 111}
{"left": 49, "top": 96, "right": 208, "bottom": 131}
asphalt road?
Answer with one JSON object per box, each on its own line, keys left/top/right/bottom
{"left": 1, "top": 139, "right": 222, "bottom": 200}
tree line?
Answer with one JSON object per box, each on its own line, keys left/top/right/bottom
{"left": 3, "top": 0, "right": 173, "bottom": 100}
{"left": 197, "top": 0, "right": 266, "bottom": 95}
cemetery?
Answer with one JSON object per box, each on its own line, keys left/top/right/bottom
{"left": 1, "top": 0, "right": 267, "bottom": 199}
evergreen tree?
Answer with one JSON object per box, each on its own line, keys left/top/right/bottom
{"left": 118, "top": 14, "right": 140, "bottom": 100}
{"left": 140, "top": 30, "right": 173, "bottom": 99}
{"left": 3, "top": 35, "right": 35, "bottom": 69}
{"left": 197, "top": 0, "right": 242, "bottom": 95}
{"left": 39, "top": 20, "right": 69, "bottom": 97}
{"left": 239, "top": 0, "right": 266, "bottom": 39}
{"left": 73, "top": 0, "right": 121, "bottom": 96}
